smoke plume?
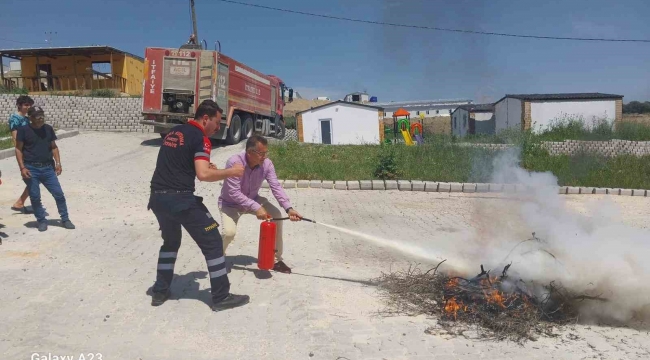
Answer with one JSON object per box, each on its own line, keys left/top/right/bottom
{"left": 453, "top": 147, "right": 650, "bottom": 326}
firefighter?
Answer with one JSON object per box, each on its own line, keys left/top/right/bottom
{"left": 148, "top": 99, "right": 249, "bottom": 312}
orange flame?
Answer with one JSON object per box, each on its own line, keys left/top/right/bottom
{"left": 445, "top": 278, "right": 459, "bottom": 289}
{"left": 444, "top": 297, "right": 462, "bottom": 319}
{"left": 485, "top": 289, "right": 506, "bottom": 308}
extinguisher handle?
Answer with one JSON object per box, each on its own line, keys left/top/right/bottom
{"left": 269, "top": 216, "right": 316, "bottom": 223}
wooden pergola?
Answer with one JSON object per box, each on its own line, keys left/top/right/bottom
{"left": 0, "top": 46, "right": 144, "bottom": 94}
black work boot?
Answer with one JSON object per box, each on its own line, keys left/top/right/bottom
{"left": 211, "top": 294, "right": 250, "bottom": 312}
{"left": 151, "top": 290, "right": 171, "bottom": 306}
{"left": 273, "top": 261, "right": 291, "bottom": 274}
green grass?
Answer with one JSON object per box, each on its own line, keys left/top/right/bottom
{"left": 460, "top": 117, "right": 650, "bottom": 143}
{"left": 269, "top": 135, "right": 650, "bottom": 189}
{"left": 0, "top": 123, "right": 10, "bottom": 138}
{"left": 0, "top": 138, "right": 14, "bottom": 150}
{"left": 269, "top": 138, "right": 501, "bottom": 182}
{"left": 523, "top": 152, "right": 650, "bottom": 189}
{"left": 0, "top": 123, "right": 14, "bottom": 150}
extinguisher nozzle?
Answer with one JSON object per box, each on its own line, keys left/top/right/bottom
{"left": 300, "top": 217, "right": 316, "bottom": 223}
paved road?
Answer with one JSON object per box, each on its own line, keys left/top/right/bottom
{"left": 0, "top": 132, "right": 649, "bottom": 360}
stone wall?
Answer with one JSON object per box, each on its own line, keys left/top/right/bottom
{"left": 540, "top": 139, "right": 650, "bottom": 157}
{"left": 457, "top": 139, "right": 650, "bottom": 157}
{"left": 0, "top": 94, "right": 151, "bottom": 133}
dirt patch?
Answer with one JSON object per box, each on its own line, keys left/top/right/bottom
{"left": 2, "top": 251, "right": 39, "bottom": 258}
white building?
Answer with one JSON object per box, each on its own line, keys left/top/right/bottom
{"left": 343, "top": 91, "right": 371, "bottom": 103}
{"left": 375, "top": 99, "right": 473, "bottom": 119}
{"left": 451, "top": 104, "right": 495, "bottom": 138}
{"left": 494, "top": 93, "right": 623, "bottom": 133}
{"left": 295, "top": 100, "right": 384, "bottom": 145}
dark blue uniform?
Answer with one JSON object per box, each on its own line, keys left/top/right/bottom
{"left": 148, "top": 121, "right": 229, "bottom": 303}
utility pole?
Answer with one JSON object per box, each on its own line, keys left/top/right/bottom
{"left": 190, "top": 0, "right": 199, "bottom": 46}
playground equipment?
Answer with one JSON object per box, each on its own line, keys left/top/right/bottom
{"left": 385, "top": 108, "right": 424, "bottom": 145}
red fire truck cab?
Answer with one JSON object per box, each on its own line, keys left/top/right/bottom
{"left": 140, "top": 46, "right": 293, "bottom": 144}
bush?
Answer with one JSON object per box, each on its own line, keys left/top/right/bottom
{"left": 88, "top": 89, "right": 118, "bottom": 98}
{"left": 283, "top": 116, "right": 296, "bottom": 129}
{"left": 0, "top": 85, "right": 28, "bottom": 95}
{"left": 373, "top": 144, "right": 403, "bottom": 180}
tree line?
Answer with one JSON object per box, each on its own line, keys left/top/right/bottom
{"left": 623, "top": 101, "right": 650, "bottom": 114}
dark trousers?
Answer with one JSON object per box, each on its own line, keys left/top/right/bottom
{"left": 148, "top": 193, "right": 230, "bottom": 302}
{"left": 23, "top": 164, "right": 69, "bottom": 223}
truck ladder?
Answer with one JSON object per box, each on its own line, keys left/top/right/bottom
{"left": 198, "top": 51, "right": 213, "bottom": 103}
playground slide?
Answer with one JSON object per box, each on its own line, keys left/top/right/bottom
{"left": 401, "top": 129, "right": 415, "bottom": 145}
{"left": 414, "top": 134, "right": 424, "bottom": 145}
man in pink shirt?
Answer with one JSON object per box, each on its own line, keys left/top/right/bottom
{"left": 218, "top": 135, "right": 302, "bottom": 273}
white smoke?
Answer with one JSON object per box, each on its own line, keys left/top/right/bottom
{"left": 457, "top": 147, "right": 650, "bottom": 325}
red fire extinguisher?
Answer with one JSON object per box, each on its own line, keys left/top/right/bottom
{"left": 258, "top": 219, "right": 276, "bottom": 270}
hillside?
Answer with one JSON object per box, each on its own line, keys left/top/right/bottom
{"left": 283, "top": 98, "right": 331, "bottom": 118}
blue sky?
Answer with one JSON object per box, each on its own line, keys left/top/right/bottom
{"left": 1, "top": 0, "right": 649, "bottom": 103}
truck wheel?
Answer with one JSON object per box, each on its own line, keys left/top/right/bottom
{"left": 275, "top": 119, "right": 286, "bottom": 139}
{"left": 226, "top": 114, "right": 242, "bottom": 145}
{"left": 242, "top": 116, "right": 254, "bottom": 139}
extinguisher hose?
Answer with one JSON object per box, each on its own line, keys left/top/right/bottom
{"left": 270, "top": 216, "right": 316, "bottom": 223}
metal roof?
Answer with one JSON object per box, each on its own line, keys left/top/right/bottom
{"left": 499, "top": 93, "right": 623, "bottom": 102}
{"left": 296, "top": 100, "right": 384, "bottom": 115}
{"left": 374, "top": 99, "right": 472, "bottom": 107}
{"left": 0, "top": 46, "right": 144, "bottom": 61}
{"left": 375, "top": 99, "right": 472, "bottom": 112}
{"left": 453, "top": 103, "right": 495, "bottom": 114}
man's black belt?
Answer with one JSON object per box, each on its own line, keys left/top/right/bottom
{"left": 152, "top": 189, "right": 194, "bottom": 194}
{"left": 24, "top": 161, "right": 53, "bottom": 168}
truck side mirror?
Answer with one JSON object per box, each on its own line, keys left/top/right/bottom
{"left": 289, "top": 89, "right": 294, "bottom": 102}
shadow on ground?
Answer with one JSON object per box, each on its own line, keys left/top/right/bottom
{"left": 228, "top": 254, "right": 375, "bottom": 286}
{"left": 23, "top": 219, "right": 64, "bottom": 229}
{"left": 0, "top": 223, "right": 7, "bottom": 244}
{"left": 146, "top": 271, "right": 213, "bottom": 308}
{"left": 228, "top": 254, "right": 273, "bottom": 279}
{"left": 142, "top": 255, "right": 270, "bottom": 307}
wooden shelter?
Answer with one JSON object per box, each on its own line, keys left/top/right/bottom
{"left": 0, "top": 46, "right": 144, "bottom": 95}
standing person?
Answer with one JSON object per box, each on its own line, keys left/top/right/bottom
{"left": 8, "top": 95, "right": 33, "bottom": 213}
{"left": 218, "top": 135, "right": 303, "bottom": 274}
{"left": 15, "top": 106, "right": 75, "bottom": 232}
{"left": 148, "top": 99, "right": 249, "bottom": 312}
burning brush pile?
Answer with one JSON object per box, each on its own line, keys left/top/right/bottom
{"left": 374, "top": 258, "right": 603, "bottom": 343}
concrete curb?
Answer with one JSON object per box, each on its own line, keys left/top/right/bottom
{"left": 260, "top": 179, "right": 649, "bottom": 197}
{"left": 0, "top": 129, "right": 80, "bottom": 161}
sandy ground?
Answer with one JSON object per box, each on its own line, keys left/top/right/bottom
{"left": 0, "top": 131, "right": 649, "bottom": 360}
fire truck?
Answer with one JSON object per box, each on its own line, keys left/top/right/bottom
{"left": 140, "top": 1, "right": 293, "bottom": 144}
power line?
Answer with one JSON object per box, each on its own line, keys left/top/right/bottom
{"left": 215, "top": 0, "right": 650, "bottom": 43}
{"left": 0, "top": 37, "right": 46, "bottom": 46}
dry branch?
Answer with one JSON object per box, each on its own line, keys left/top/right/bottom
{"left": 373, "top": 260, "right": 603, "bottom": 343}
